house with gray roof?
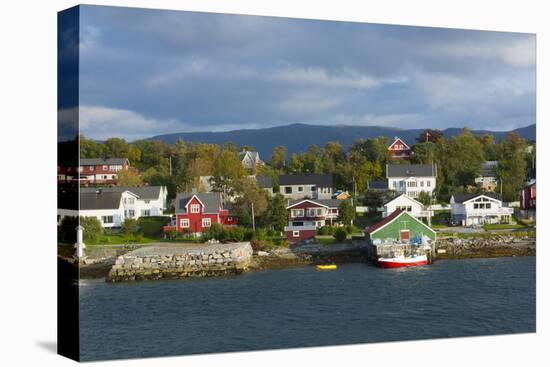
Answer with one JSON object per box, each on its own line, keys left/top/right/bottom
{"left": 58, "top": 186, "right": 169, "bottom": 229}
{"left": 279, "top": 174, "right": 333, "bottom": 200}
{"left": 475, "top": 161, "right": 498, "bottom": 192}
{"left": 450, "top": 192, "right": 513, "bottom": 226}
{"left": 386, "top": 163, "right": 437, "bottom": 199}
{"left": 58, "top": 157, "right": 130, "bottom": 185}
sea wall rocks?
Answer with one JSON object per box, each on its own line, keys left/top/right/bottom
{"left": 436, "top": 235, "right": 535, "bottom": 259}
{"left": 107, "top": 242, "right": 253, "bottom": 282}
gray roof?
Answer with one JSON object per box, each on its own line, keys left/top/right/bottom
{"left": 175, "top": 192, "right": 222, "bottom": 213}
{"left": 239, "top": 151, "right": 260, "bottom": 161}
{"left": 452, "top": 192, "right": 502, "bottom": 204}
{"left": 288, "top": 198, "right": 347, "bottom": 208}
{"left": 255, "top": 175, "right": 273, "bottom": 189}
{"left": 387, "top": 164, "right": 436, "bottom": 178}
{"left": 81, "top": 186, "right": 165, "bottom": 200}
{"left": 80, "top": 191, "right": 125, "bottom": 210}
{"left": 368, "top": 180, "right": 389, "bottom": 190}
{"left": 279, "top": 174, "right": 333, "bottom": 187}
{"left": 80, "top": 158, "right": 128, "bottom": 166}
{"left": 479, "top": 161, "right": 498, "bottom": 178}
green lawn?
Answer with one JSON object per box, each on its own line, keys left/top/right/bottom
{"left": 87, "top": 233, "right": 162, "bottom": 246}
{"left": 483, "top": 223, "right": 532, "bottom": 230}
{"left": 314, "top": 235, "right": 353, "bottom": 245}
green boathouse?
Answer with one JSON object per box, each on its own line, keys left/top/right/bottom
{"left": 365, "top": 209, "right": 437, "bottom": 243}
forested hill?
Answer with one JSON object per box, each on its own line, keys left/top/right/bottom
{"left": 150, "top": 123, "right": 535, "bottom": 157}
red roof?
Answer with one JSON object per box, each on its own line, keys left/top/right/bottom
{"left": 365, "top": 209, "right": 403, "bottom": 234}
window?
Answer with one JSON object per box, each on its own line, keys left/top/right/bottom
{"left": 474, "top": 203, "right": 479, "bottom": 209}
{"left": 102, "top": 165, "right": 108, "bottom": 170}
{"left": 180, "top": 218, "right": 189, "bottom": 228}
{"left": 486, "top": 203, "right": 491, "bottom": 209}
{"left": 427, "top": 181, "right": 431, "bottom": 187}
{"left": 144, "top": 200, "right": 150, "bottom": 204}
{"left": 317, "top": 208, "right": 323, "bottom": 216}
{"left": 393, "top": 181, "right": 397, "bottom": 188}
{"left": 202, "top": 218, "right": 211, "bottom": 227}
{"left": 102, "top": 216, "right": 113, "bottom": 224}
{"left": 124, "top": 197, "right": 135, "bottom": 205}
{"left": 125, "top": 210, "right": 135, "bottom": 218}
{"left": 141, "top": 209, "right": 150, "bottom": 217}
{"left": 89, "top": 166, "right": 95, "bottom": 171}
{"left": 292, "top": 209, "right": 304, "bottom": 218}
{"left": 311, "top": 186, "right": 317, "bottom": 192}
{"left": 293, "top": 231, "right": 300, "bottom": 237}
{"left": 103, "top": 175, "right": 108, "bottom": 180}
{"left": 420, "top": 181, "right": 424, "bottom": 187}
{"left": 285, "top": 187, "right": 292, "bottom": 194}
{"left": 298, "top": 186, "right": 304, "bottom": 192}
{"left": 190, "top": 204, "right": 200, "bottom": 213}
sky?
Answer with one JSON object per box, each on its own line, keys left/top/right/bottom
{"left": 74, "top": 5, "right": 536, "bottom": 141}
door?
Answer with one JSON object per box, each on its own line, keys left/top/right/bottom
{"left": 400, "top": 229, "right": 410, "bottom": 242}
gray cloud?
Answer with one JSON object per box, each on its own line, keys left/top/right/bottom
{"left": 77, "top": 5, "right": 536, "bottom": 140}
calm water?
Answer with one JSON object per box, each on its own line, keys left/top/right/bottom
{"left": 79, "top": 257, "right": 536, "bottom": 361}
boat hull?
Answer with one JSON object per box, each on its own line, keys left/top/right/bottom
{"left": 377, "top": 256, "right": 428, "bottom": 268}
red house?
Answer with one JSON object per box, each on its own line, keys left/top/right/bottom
{"left": 284, "top": 199, "right": 343, "bottom": 243}
{"left": 166, "top": 192, "right": 237, "bottom": 235}
{"left": 388, "top": 137, "right": 412, "bottom": 159}
{"left": 520, "top": 181, "right": 536, "bottom": 210}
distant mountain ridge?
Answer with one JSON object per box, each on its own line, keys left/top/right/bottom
{"left": 150, "top": 123, "right": 535, "bottom": 158}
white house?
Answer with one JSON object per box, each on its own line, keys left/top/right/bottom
{"left": 58, "top": 186, "right": 168, "bottom": 228}
{"left": 279, "top": 174, "right": 333, "bottom": 200}
{"left": 383, "top": 194, "right": 432, "bottom": 222}
{"left": 450, "top": 193, "right": 514, "bottom": 226}
{"left": 239, "top": 150, "right": 264, "bottom": 170}
{"left": 386, "top": 164, "right": 437, "bottom": 199}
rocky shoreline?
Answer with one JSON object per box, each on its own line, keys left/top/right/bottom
{"left": 59, "top": 236, "right": 536, "bottom": 280}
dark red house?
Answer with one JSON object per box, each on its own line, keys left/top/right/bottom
{"left": 58, "top": 158, "right": 130, "bottom": 185}
{"left": 520, "top": 181, "right": 536, "bottom": 210}
{"left": 388, "top": 137, "right": 412, "bottom": 159}
{"left": 284, "top": 199, "right": 342, "bottom": 243}
{"left": 166, "top": 192, "right": 237, "bottom": 235}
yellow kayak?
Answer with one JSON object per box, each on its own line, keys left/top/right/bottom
{"left": 316, "top": 265, "right": 337, "bottom": 270}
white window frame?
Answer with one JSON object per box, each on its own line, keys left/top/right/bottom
{"left": 293, "top": 230, "right": 300, "bottom": 237}
{"left": 190, "top": 204, "right": 200, "bottom": 213}
{"left": 180, "top": 218, "right": 189, "bottom": 228}
{"left": 202, "top": 218, "right": 211, "bottom": 228}
{"left": 141, "top": 209, "right": 150, "bottom": 217}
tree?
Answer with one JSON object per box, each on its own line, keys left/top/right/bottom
{"left": 411, "top": 141, "right": 438, "bottom": 164}
{"left": 262, "top": 194, "right": 288, "bottom": 232}
{"left": 231, "top": 177, "right": 269, "bottom": 226}
{"left": 269, "top": 146, "right": 287, "bottom": 171}
{"left": 116, "top": 169, "right": 143, "bottom": 186}
{"left": 417, "top": 191, "right": 432, "bottom": 206}
{"left": 337, "top": 200, "right": 355, "bottom": 227}
{"left": 127, "top": 146, "right": 142, "bottom": 164}
{"left": 349, "top": 137, "right": 388, "bottom": 164}
{"left": 441, "top": 128, "right": 485, "bottom": 189}
{"left": 79, "top": 216, "right": 104, "bottom": 242}
{"left": 79, "top": 135, "right": 104, "bottom": 158}
{"left": 288, "top": 153, "right": 304, "bottom": 173}
{"left": 497, "top": 133, "right": 528, "bottom": 201}
{"left": 211, "top": 149, "right": 247, "bottom": 200}
{"left": 104, "top": 137, "right": 130, "bottom": 158}
{"left": 416, "top": 129, "right": 444, "bottom": 144}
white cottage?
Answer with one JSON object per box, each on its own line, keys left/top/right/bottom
{"left": 386, "top": 164, "right": 437, "bottom": 199}
{"left": 58, "top": 186, "right": 169, "bottom": 228}
{"left": 450, "top": 193, "right": 514, "bottom": 226}
{"left": 383, "top": 194, "right": 432, "bottom": 221}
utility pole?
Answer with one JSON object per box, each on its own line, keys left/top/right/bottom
{"left": 169, "top": 155, "right": 172, "bottom": 177}
{"left": 251, "top": 202, "right": 256, "bottom": 232}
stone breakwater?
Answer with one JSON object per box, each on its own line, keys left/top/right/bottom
{"left": 107, "top": 242, "right": 253, "bottom": 282}
{"left": 436, "top": 235, "right": 535, "bottom": 259}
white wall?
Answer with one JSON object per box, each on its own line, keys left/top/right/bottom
{"left": 384, "top": 195, "right": 424, "bottom": 218}
{"left": 388, "top": 176, "right": 436, "bottom": 198}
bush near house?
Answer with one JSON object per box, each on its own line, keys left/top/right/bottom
{"left": 333, "top": 227, "right": 348, "bottom": 242}
{"left": 137, "top": 216, "right": 172, "bottom": 237}
{"left": 79, "top": 216, "right": 104, "bottom": 243}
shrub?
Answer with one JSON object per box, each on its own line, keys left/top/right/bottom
{"left": 58, "top": 216, "right": 78, "bottom": 244}
{"left": 137, "top": 216, "right": 172, "bottom": 237}
{"left": 333, "top": 227, "right": 348, "bottom": 242}
{"left": 121, "top": 218, "right": 139, "bottom": 238}
{"left": 250, "top": 229, "right": 268, "bottom": 251}
{"left": 79, "top": 216, "right": 104, "bottom": 243}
